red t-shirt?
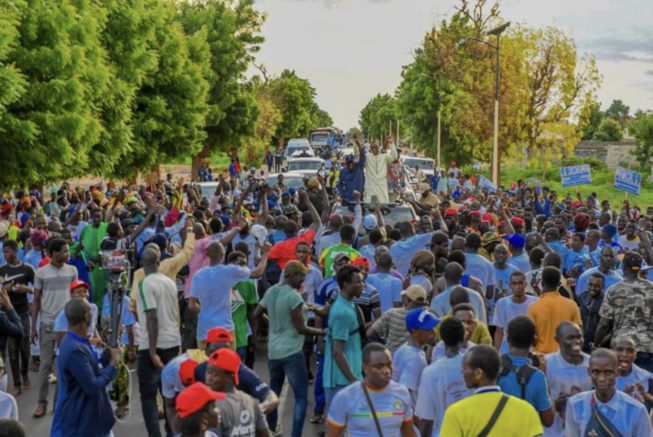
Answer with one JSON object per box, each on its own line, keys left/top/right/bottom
{"left": 269, "top": 228, "right": 316, "bottom": 269}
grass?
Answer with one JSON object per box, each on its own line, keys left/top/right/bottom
{"left": 465, "top": 160, "right": 653, "bottom": 207}
{"left": 165, "top": 152, "right": 233, "bottom": 171}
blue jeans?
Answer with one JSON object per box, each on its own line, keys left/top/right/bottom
{"left": 137, "top": 347, "right": 179, "bottom": 437}
{"left": 267, "top": 352, "right": 308, "bottom": 437}
{"left": 636, "top": 352, "right": 653, "bottom": 373}
{"left": 314, "top": 354, "right": 325, "bottom": 414}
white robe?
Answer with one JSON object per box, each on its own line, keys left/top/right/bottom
{"left": 362, "top": 145, "right": 397, "bottom": 203}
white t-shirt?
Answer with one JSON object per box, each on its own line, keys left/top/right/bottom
{"left": 490, "top": 295, "right": 538, "bottom": 353}
{"left": 431, "top": 340, "right": 475, "bottom": 363}
{"left": 489, "top": 264, "right": 518, "bottom": 317}
{"left": 136, "top": 273, "right": 182, "bottom": 351}
{"left": 430, "top": 286, "right": 487, "bottom": 325}
{"left": 464, "top": 253, "right": 496, "bottom": 291}
{"left": 190, "top": 264, "right": 251, "bottom": 340}
{"left": 617, "top": 364, "right": 653, "bottom": 405}
{"left": 415, "top": 354, "right": 473, "bottom": 437}
{"left": 392, "top": 343, "right": 428, "bottom": 407}
{"left": 509, "top": 252, "right": 531, "bottom": 273}
{"left": 544, "top": 351, "right": 593, "bottom": 437}
{"left": 390, "top": 232, "right": 434, "bottom": 277}
{"left": 0, "top": 391, "right": 18, "bottom": 420}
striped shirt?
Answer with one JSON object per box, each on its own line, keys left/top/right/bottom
{"left": 34, "top": 263, "right": 77, "bottom": 325}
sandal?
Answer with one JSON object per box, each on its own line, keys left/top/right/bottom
{"left": 310, "top": 413, "right": 324, "bottom": 424}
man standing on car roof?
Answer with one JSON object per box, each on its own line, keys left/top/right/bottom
{"left": 363, "top": 135, "right": 398, "bottom": 204}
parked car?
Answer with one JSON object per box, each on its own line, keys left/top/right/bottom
{"left": 266, "top": 171, "right": 307, "bottom": 191}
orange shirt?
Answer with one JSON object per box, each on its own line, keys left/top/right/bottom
{"left": 527, "top": 292, "right": 582, "bottom": 354}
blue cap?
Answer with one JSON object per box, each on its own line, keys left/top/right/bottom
{"left": 150, "top": 233, "right": 169, "bottom": 251}
{"left": 289, "top": 188, "right": 297, "bottom": 195}
{"left": 220, "top": 215, "right": 231, "bottom": 227}
{"left": 555, "top": 203, "right": 566, "bottom": 210}
{"left": 505, "top": 233, "right": 525, "bottom": 250}
{"left": 345, "top": 154, "right": 355, "bottom": 163}
{"left": 603, "top": 224, "right": 617, "bottom": 238}
{"left": 281, "top": 191, "right": 290, "bottom": 197}
{"left": 267, "top": 200, "right": 277, "bottom": 208}
{"left": 405, "top": 308, "right": 440, "bottom": 331}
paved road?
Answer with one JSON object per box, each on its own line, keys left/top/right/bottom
{"left": 13, "top": 342, "right": 323, "bottom": 436}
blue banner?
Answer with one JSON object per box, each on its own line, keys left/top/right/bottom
{"left": 479, "top": 175, "right": 497, "bottom": 191}
{"left": 614, "top": 166, "right": 642, "bottom": 196}
{"left": 560, "top": 165, "right": 591, "bottom": 187}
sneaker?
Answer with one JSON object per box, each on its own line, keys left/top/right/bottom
{"left": 48, "top": 373, "right": 57, "bottom": 384}
{"left": 270, "top": 424, "right": 282, "bottom": 436}
{"left": 310, "top": 413, "right": 324, "bottom": 424}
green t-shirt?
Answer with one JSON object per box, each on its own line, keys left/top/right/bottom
{"left": 259, "top": 284, "right": 304, "bottom": 360}
{"left": 231, "top": 280, "right": 258, "bottom": 349}
{"left": 324, "top": 294, "right": 363, "bottom": 388}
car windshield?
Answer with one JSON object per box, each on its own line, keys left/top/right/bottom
{"left": 404, "top": 158, "right": 435, "bottom": 170}
{"left": 312, "top": 134, "right": 329, "bottom": 142}
{"left": 331, "top": 205, "right": 415, "bottom": 227}
{"left": 199, "top": 185, "right": 217, "bottom": 199}
{"left": 267, "top": 176, "right": 305, "bottom": 189}
{"left": 288, "top": 161, "right": 322, "bottom": 171}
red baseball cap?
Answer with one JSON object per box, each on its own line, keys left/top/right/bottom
{"left": 468, "top": 211, "right": 482, "bottom": 217}
{"left": 70, "top": 279, "right": 90, "bottom": 293}
{"left": 352, "top": 257, "right": 370, "bottom": 267}
{"left": 175, "top": 382, "right": 226, "bottom": 418}
{"left": 179, "top": 359, "right": 198, "bottom": 387}
{"left": 444, "top": 208, "right": 458, "bottom": 217}
{"left": 208, "top": 348, "right": 241, "bottom": 385}
{"left": 206, "top": 328, "right": 233, "bottom": 344}
{"left": 510, "top": 217, "right": 525, "bottom": 227}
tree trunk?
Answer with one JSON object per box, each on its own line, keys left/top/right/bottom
{"left": 191, "top": 145, "right": 211, "bottom": 182}
{"left": 278, "top": 137, "right": 285, "bottom": 153}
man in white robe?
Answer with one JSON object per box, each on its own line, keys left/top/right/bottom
{"left": 360, "top": 137, "right": 397, "bottom": 204}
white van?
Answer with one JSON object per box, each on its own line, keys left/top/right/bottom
{"left": 284, "top": 139, "right": 311, "bottom": 160}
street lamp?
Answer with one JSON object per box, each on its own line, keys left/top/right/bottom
{"left": 419, "top": 73, "right": 442, "bottom": 169}
{"left": 459, "top": 21, "right": 510, "bottom": 185}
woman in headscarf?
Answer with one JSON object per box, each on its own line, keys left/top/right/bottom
{"left": 408, "top": 250, "right": 436, "bottom": 298}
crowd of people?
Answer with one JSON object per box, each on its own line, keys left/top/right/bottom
{"left": 0, "top": 134, "right": 652, "bottom": 437}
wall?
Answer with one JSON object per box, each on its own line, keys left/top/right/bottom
{"left": 573, "top": 140, "right": 636, "bottom": 169}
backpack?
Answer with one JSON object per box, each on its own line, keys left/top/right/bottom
{"left": 264, "top": 259, "right": 282, "bottom": 287}
{"left": 498, "top": 354, "right": 537, "bottom": 400}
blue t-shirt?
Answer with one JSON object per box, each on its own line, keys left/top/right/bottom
{"left": 390, "top": 232, "right": 434, "bottom": 277}
{"left": 315, "top": 276, "right": 339, "bottom": 328}
{"left": 194, "top": 361, "right": 270, "bottom": 403}
{"left": 324, "top": 295, "right": 362, "bottom": 388}
{"left": 392, "top": 343, "right": 427, "bottom": 406}
{"left": 366, "top": 273, "right": 403, "bottom": 313}
{"left": 497, "top": 353, "right": 552, "bottom": 412}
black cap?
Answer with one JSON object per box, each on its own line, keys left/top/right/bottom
{"left": 623, "top": 252, "right": 642, "bottom": 271}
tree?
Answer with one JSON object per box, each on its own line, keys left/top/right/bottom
{"left": 594, "top": 118, "right": 624, "bottom": 142}
{"left": 629, "top": 111, "right": 653, "bottom": 174}
{"left": 244, "top": 76, "right": 281, "bottom": 165}
{"left": 580, "top": 102, "right": 604, "bottom": 140}
{"left": 359, "top": 94, "right": 397, "bottom": 141}
{"left": 269, "top": 69, "right": 316, "bottom": 150}
{"left": 345, "top": 126, "right": 361, "bottom": 139}
{"left": 106, "top": 0, "right": 210, "bottom": 180}
{"left": 0, "top": 0, "right": 117, "bottom": 187}
{"left": 605, "top": 99, "right": 630, "bottom": 128}
{"left": 177, "top": 0, "right": 265, "bottom": 177}
{"left": 0, "top": 2, "right": 27, "bottom": 135}
{"left": 311, "top": 103, "right": 334, "bottom": 128}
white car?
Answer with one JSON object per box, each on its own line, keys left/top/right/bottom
{"left": 284, "top": 139, "right": 311, "bottom": 160}
{"left": 196, "top": 181, "right": 219, "bottom": 199}
{"left": 400, "top": 155, "right": 436, "bottom": 179}
{"left": 286, "top": 157, "right": 324, "bottom": 179}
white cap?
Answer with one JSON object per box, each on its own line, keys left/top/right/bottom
{"left": 250, "top": 224, "right": 268, "bottom": 246}
{"left": 363, "top": 214, "right": 378, "bottom": 230}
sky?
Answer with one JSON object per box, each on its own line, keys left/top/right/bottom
{"left": 250, "top": 0, "right": 653, "bottom": 130}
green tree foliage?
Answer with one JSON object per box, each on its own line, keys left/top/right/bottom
{"left": 580, "top": 102, "right": 604, "bottom": 140}
{"left": 0, "top": 0, "right": 117, "bottom": 187}
{"left": 269, "top": 69, "right": 316, "bottom": 149}
{"left": 393, "top": 0, "right": 601, "bottom": 177}
{"left": 359, "top": 94, "right": 398, "bottom": 141}
{"left": 0, "top": 2, "right": 27, "bottom": 131}
{"left": 311, "top": 103, "right": 334, "bottom": 128}
{"left": 177, "top": 0, "right": 264, "bottom": 158}
{"left": 594, "top": 118, "right": 624, "bottom": 142}
{"left": 346, "top": 126, "right": 361, "bottom": 139}
{"left": 629, "top": 111, "right": 653, "bottom": 173}
{"left": 605, "top": 99, "right": 630, "bottom": 128}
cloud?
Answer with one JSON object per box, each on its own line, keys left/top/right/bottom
{"left": 646, "top": 70, "right": 653, "bottom": 76}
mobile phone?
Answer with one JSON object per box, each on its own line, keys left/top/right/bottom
{"left": 535, "top": 186, "right": 541, "bottom": 195}
{"left": 371, "top": 195, "right": 378, "bottom": 208}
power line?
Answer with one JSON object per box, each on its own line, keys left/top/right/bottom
{"left": 590, "top": 33, "right": 653, "bottom": 57}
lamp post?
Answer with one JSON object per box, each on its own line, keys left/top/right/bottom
{"left": 420, "top": 74, "right": 442, "bottom": 168}
{"left": 459, "top": 21, "right": 510, "bottom": 185}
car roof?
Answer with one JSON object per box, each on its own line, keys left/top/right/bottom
{"left": 267, "top": 171, "right": 306, "bottom": 178}
{"left": 287, "top": 157, "right": 324, "bottom": 162}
